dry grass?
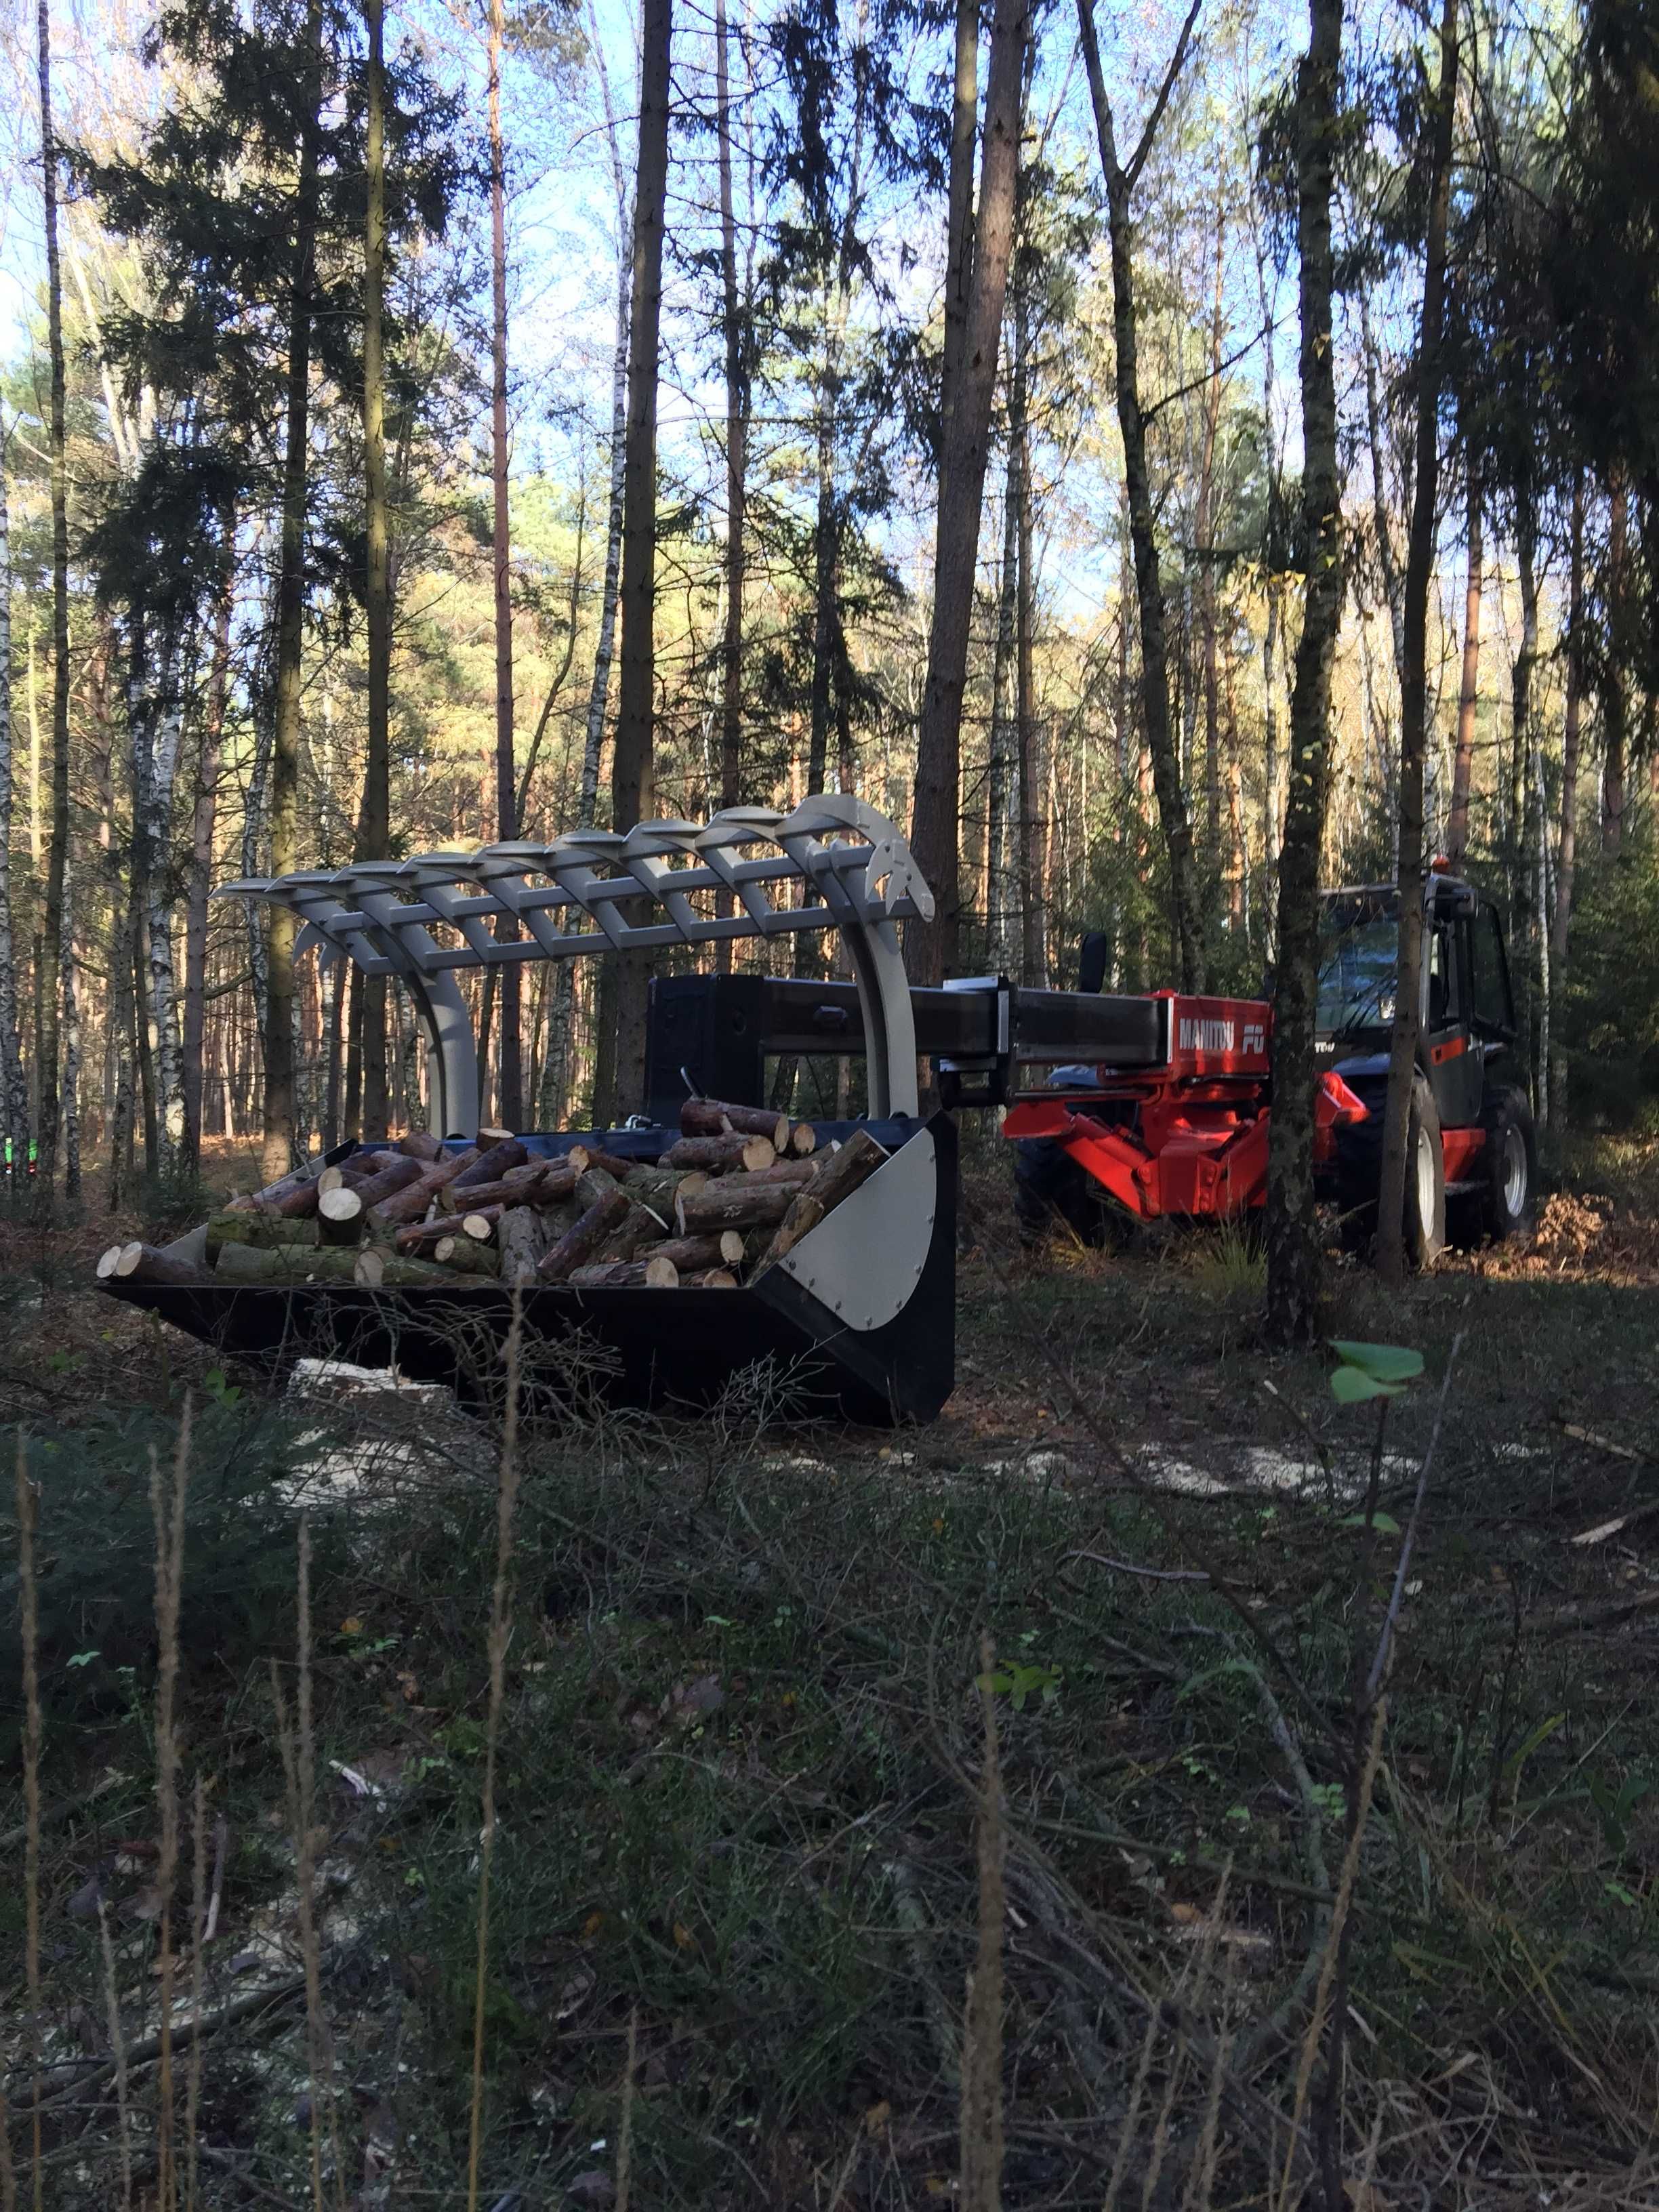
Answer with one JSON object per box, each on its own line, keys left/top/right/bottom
{"left": 2, "top": 1133, "right": 1658, "bottom": 2205}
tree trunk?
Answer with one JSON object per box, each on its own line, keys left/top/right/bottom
{"left": 360, "top": 0, "right": 392, "bottom": 1136}
{"left": 1076, "top": 0, "right": 1204, "bottom": 991}
{"left": 1444, "top": 454, "right": 1483, "bottom": 867}
{"left": 1551, "top": 470, "right": 1584, "bottom": 1122}
{"left": 909, "top": 0, "right": 1030, "bottom": 985}
{"left": 181, "top": 519, "right": 235, "bottom": 1174}
{"left": 941, "top": 0, "right": 979, "bottom": 433}
{"left": 1359, "top": 286, "right": 1406, "bottom": 697}
{"left": 262, "top": 0, "right": 325, "bottom": 1182}
{"left": 1603, "top": 476, "right": 1627, "bottom": 854}
{"left": 987, "top": 431, "right": 1019, "bottom": 973}
{"left": 716, "top": 0, "right": 746, "bottom": 869}
{"left": 60, "top": 851, "right": 79, "bottom": 1195}
{"left": 1509, "top": 489, "right": 1539, "bottom": 966}
{"left": 487, "top": 0, "right": 521, "bottom": 1130}
{"left": 1264, "top": 0, "right": 1345, "bottom": 1345}
{"left": 1374, "top": 0, "right": 1455, "bottom": 1292}
{"left": 139, "top": 632, "right": 188, "bottom": 1170}
{"left": 0, "top": 432, "right": 28, "bottom": 1162}
{"left": 1197, "top": 203, "right": 1225, "bottom": 869}
{"left": 1015, "top": 285, "right": 1042, "bottom": 987}
{"left": 37, "top": 0, "right": 73, "bottom": 1185}
{"left": 600, "top": 0, "right": 672, "bottom": 1122}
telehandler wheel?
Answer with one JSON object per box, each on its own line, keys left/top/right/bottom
{"left": 1477, "top": 1084, "right": 1548, "bottom": 1247}
{"left": 1334, "top": 1073, "right": 1445, "bottom": 1269}
{"left": 1012, "top": 1137, "right": 1121, "bottom": 1248}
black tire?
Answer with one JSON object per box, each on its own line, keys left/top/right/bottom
{"left": 1012, "top": 1136, "right": 1120, "bottom": 1248}
{"left": 1334, "top": 1073, "right": 1445, "bottom": 1269}
{"left": 1454, "top": 1084, "right": 1536, "bottom": 1247}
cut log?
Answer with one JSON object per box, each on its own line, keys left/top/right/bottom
{"left": 661, "top": 1133, "right": 776, "bottom": 1173}
{"left": 681, "top": 1268, "right": 739, "bottom": 1288}
{"left": 316, "top": 1187, "right": 365, "bottom": 1246}
{"left": 432, "top": 1236, "right": 501, "bottom": 1276}
{"left": 802, "top": 1126, "right": 888, "bottom": 1209}
{"left": 497, "top": 1204, "right": 552, "bottom": 1287}
{"left": 680, "top": 1097, "right": 789, "bottom": 1151}
{"left": 617, "top": 1165, "right": 708, "bottom": 1210}
{"left": 335, "top": 1153, "right": 428, "bottom": 1211}
{"left": 651, "top": 1231, "right": 746, "bottom": 1273}
{"left": 353, "top": 1247, "right": 459, "bottom": 1288}
{"left": 577, "top": 1145, "right": 656, "bottom": 1181}
{"left": 787, "top": 1121, "right": 818, "bottom": 1157}
{"left": 596, "top": 1195, "right": 673, "bottom": 1263}
{"left": 754, "top": 1195, "right": 825, "bottom": 1274}
{"left": 205, "top": 1212, "right": 321, "bottom": 1262}
{"left": 395, "top": 1202, "right": 508, "bottom": 1256}
{"left": 367, "top": 1145, "right": 483, "bottom": 1228}
{"left": 215, "top": 1242, "right": 366, "bottom": 1285}
{"left": 224, "top": 1160, "right": 325, "bottom": 1219}
{"left": 397, "top": 1130, "right": 446, "bottom": 1162}
{"left": 674, "top": 1182, "right": 794, "bottom": 1236}
{"left": 453, "top": 1137, "right": 527, "bottom": 1189}
{"left": 538, "top": 1184, "right": 631, "bottom": 1282}
{"left": 98, "top": 1242, "right": 212, "bottom": 1288}
{"left": 567, "top": 1255, "right": 679, "bottom": 1289}
{"left": 710, "top": 1160, "right": 817, "bottom": 1192}
{"left": 474, "top": 1126, "right": 516, "bottom": 1150}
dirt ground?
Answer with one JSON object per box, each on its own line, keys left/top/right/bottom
{"left": 3, "top": 1128, "right": 1658, "bottom": 2208}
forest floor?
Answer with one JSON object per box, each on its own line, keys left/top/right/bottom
{"left": 3, "top": 1126, "right": 1658, "bottom": 2209}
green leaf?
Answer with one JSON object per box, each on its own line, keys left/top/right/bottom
{"left": 1330, "top": 1364, "right": 1406, "bottom": 1402}
{"left": 1328, "top": 1340, "right": 1424, "bottom": 1382}
{"left": 1338, "top": 1511, "right": 1402, "bottom": 1534}
{"left": 1503, "top": 1711, "right": 1565, "bottom": 1782}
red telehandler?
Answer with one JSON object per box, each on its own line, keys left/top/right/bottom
{"left": 1000, "top": 870, "right": 1536, "bottom": 1263}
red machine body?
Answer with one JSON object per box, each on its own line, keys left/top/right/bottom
{"left": 1000, "top": 990, "right": 1374, "bottom": 1223}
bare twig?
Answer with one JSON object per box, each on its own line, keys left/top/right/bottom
{"left": 959, "top": 1633, "right": 1006, "bottom": 2212}
{"left": 468, "top": 1297, "right": 526, "bottom": 2211}
{"left": 615, "top": 2004, "right": 638, "bottom": 2212}
{"left": 16, "top": 1436, "right": 41, "bottom": 2211}
{"left": 1366, "top": 1319, "right": 1467, "bottom": 1704}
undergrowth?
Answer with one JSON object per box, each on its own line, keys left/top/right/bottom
{"left": 2, "top": 1140, "right": 1658, "bottom": 2207}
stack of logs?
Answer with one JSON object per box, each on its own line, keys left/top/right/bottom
{"left": 97, "top": 1101, "right": 889, "bottom": 1294}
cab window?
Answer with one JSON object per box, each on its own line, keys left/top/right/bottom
{"left": 1469, "top": 903, "right": 1514, "bottom": 1035}
{"left": 1427, "top": 926, "right": 1460, "bottom": 1029}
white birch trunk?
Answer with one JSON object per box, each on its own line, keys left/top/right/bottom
{"left": 140, "top": 637, "right": 188, "bottom": 1168}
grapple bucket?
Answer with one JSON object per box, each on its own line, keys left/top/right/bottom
{"left": 103, "top": 795, "right": 956, "bottom": 1425}
{"left": 99, "top": 1115, "right": 955, "bottom": 1425}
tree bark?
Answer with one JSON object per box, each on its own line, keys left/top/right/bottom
{"left": 487, "top": 0, "right": 522, "bottom": 1130}
{"left": 0, "top": 430, "right": 28, "bottom": 1162}
{"left": 1359, "top": 286, "right": 1406, "bottom": 698}
{"left": 600, "top": 0, "right": 672, "bottom": 1122}
{"left": 181, "top": 518, "right": 234, "bottom": 1175}
{"left": 1264, "top": 0, "right": 1345, "bottom": 1345}
{"left": 909, "top": 0, "right": 1030, "bottom": 984}
{"left": 1550, "top": 470, "right": 1584, "bottom": 1122}
{"left": 1015, "top": 279, "right": 1042, "bottom": 987}
{"left": 1444, "top": 454, "right": 1483, "bottom": 867}
{"left": 1603, "top": 476, "right": 1627, "bottom": 854}
{"left": 1076, "top": 0, "right": 1204, "bottom": 991}
{"left": 36, "top": 0, "right": 73, "bottom": 1183}
{"left": 360, "top": 0, "right": 392, "bottom": 1136}
{"left": 1509, "top": 489, "right": 1539, "bottom": 945}
{"left": 1374, "top": 0, "right": 1456, "bottom": 1290}
{"left": 142, "top": 634, "right": 188, "bottom": 1170}
{"left": 262, "top": 0, "right": 325, "bottom": 1182}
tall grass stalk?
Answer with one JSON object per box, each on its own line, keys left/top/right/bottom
{"left": 98, "top": 1898, "right": 134, "bottom": 2211}
{"left": 959, "top": 1632, "right": 1005, "bottom": 2212}
{"left": 184, "top": 1776, "right": 207, "bottom": 2212}
{"left": 15, "top": 1434, "right": 42, "bottom": 2210}
{"left": 272, "top": 1515, "right": 336, "bottom": 2212}
{"left": 150, "top": 1405, "right": 191, "bottom": 2211}
{"left": 466, "top": 1299, "right": 525, "bottom": 2211}
{"left": 615, "top": 2003, "right": 638, "bottom": 2212}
